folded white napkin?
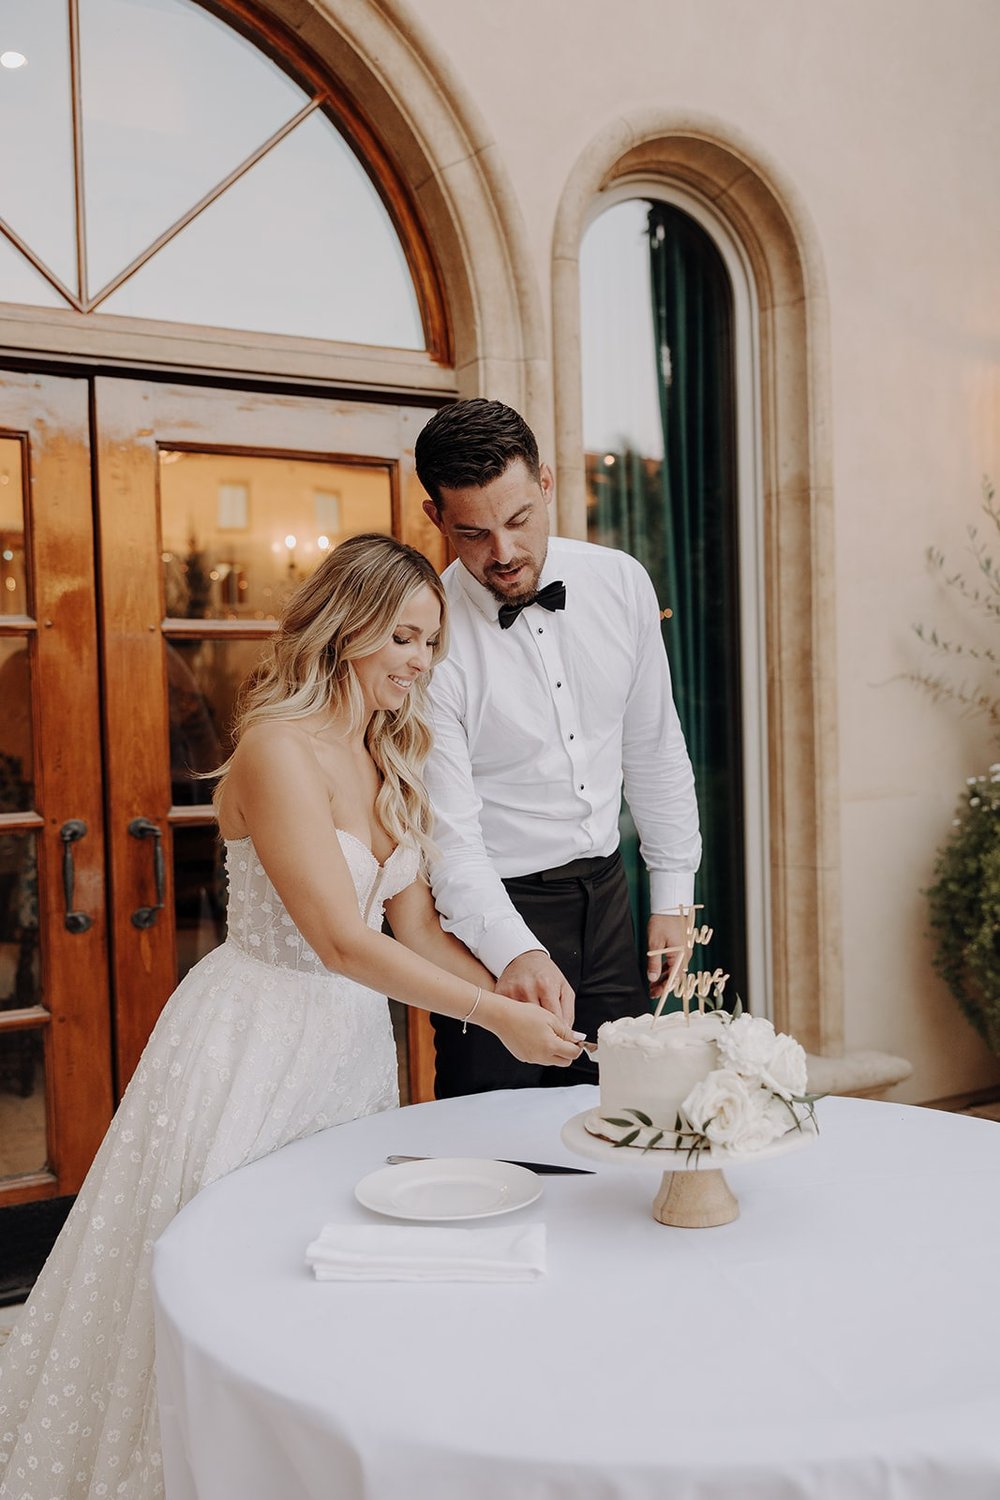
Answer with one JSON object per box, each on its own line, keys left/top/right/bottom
{"left": 305, "top": 1222, "right": 546, "bottom": 1282}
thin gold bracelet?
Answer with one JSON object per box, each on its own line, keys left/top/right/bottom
{"left": 461, "top": 986, "right": 483, "bottom": 1034}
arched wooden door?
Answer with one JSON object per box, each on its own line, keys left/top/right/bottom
{"left": 0, "top": 368, "right": 443, "bottom": 1219}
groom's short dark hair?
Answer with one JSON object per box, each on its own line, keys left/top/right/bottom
{"left": 415, "top": 399, "right": 541, "bottom": 509}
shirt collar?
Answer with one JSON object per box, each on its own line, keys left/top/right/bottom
{"left": 456, "top": 564, "right": 504, "bottom": 625}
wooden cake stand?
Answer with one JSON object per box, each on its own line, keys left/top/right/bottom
{"left": 561, "top": 1109, "right": 818, "bottom": 1228}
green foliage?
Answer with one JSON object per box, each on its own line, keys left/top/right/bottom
{"left": 905, "top": 480, "right": 1000, "bottom": 729}
{"left": 926, "top": 769, "right": 1000, "bottom": 1052}
{"left": 905, "top": 479, "right": 1000, "bottom": 1052}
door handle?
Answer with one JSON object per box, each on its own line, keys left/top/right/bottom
{"left": 128, "top": 816, "right": 165, "bottom": 929}
{"left": 59, "top": 819, "right": 94, "bottom": 934}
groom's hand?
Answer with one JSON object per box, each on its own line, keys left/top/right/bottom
{"left": 647, "top": 912, "right": 689, "bottom": 999}
{"left": 497, "top": 951, "right": 575, "bottom": 1026}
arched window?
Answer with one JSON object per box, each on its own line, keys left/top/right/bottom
{"left": 0, "top": 0, "right": 437, "bottom": 351}
{"left": 580, "top": 187, "right": 768, "bottom": 1011}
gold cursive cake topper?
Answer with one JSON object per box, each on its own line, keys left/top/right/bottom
{"left": 648, "top": 904, "right": 730, "bottom": 1020}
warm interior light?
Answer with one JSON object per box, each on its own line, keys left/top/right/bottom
{"left": 284, "top": 534, "right": 297, "bottom": 549}
{"left": 317, "top": 535, "right": 330, "bottom": 550}
{"left": 0, "top": 51, "right": 27, "bottom": 69}
{"left": 603, "top": 453, "right": 616, "bottom": 466}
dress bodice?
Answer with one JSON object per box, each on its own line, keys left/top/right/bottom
{"left": 225, "top": 829, "right": 420, "bottom": 975}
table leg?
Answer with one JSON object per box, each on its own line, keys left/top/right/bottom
{"left": 652, "top": 1168, "right": 739, "bottom": 1228}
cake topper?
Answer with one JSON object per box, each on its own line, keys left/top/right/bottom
{"left": 648, "top": 903, "right": 729, "bottom": 1020}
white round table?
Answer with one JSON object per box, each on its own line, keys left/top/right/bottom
{"left": 152, "top": 1088, "right": 1000, "bottom": 1500}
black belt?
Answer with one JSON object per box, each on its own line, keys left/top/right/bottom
{"left": 509, "top": 849, "right": 621, "bottom": 884}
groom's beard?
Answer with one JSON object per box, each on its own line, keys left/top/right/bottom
{"left": 483, "top": 549, "right": 547, "bottom": 605}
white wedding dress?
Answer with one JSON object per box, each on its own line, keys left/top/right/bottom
{"left": 0, "top": 829, "right": 417, "bottom": 1499}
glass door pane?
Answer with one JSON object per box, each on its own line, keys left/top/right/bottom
{"left": 0, "top": 1027, "right": 46, "bottom": 1176}
{"left": 0, "top": 439, "right": 32, "bottom": 616}
{"left": 158, "top": 451, "right": 396, "bottom": 625}
{"left": 157, "top": 448, "right": 395, "bottom": 980}
{"left": 581, "top": 198, "right": 747, "bottom": 1001}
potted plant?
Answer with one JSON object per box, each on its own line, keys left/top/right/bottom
{"left": 910, "top": 481, "right": 1000, "bottom": 1052}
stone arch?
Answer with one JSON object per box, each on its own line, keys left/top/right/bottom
{"left": 245, "top": 0, "right": 552, "bottom": 448}
{"left": 552, "top": 112, "right": 842, "bottom": 1059}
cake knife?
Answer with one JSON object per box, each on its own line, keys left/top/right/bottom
{"left": 385, "top": 1155, "right": 594, "bottom": 1175}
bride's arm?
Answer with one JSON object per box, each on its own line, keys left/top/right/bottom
{"left": 384, "top": 878, "right": 495, "bottom": 990}
{"left": 223, "top": 724, "right": 582, "bottom": 1065}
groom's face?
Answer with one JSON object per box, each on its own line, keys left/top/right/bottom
{"left": 423, "top": 457, "right": 553, "bottom": 605}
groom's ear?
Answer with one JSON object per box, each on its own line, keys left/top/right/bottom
{"left": 422, "top": 498, "right": 445, "bottom": 533}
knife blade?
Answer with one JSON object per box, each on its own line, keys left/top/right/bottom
{"left": 385, "top": 1154, "right": 594, "bottom": 1175}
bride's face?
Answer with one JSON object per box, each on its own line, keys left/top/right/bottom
{"left": 353, "top": 584, "right": 442, "bottom": 716}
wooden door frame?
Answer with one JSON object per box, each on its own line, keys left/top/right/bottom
{"left": 0, "top": 371, "right": 113, "bottom": 1206}
{"left": 94, "top": 377, "right": 440, "bottom": 1100}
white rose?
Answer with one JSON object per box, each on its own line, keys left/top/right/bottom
{"left": 683, "top": 1070, "right": 793, "bottom": 1153}
{"left": 735, "top": 1090, "right": 798, "bottom": 1151}
{"left": 760, "top": 1033, "right": 808, "bottom": 1100}
{"left": 716, "top": 1014, "right": 778, "bottom": 1079}
{"left": 682, "top": 1069, "right": 753, "bottom": 1147}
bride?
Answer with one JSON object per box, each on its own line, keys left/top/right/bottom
{"left": 0, "top": 533, "right": 583, "bottom": 1499}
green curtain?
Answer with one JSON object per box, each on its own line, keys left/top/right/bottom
{"left": 648, "top": 202, "right": 746, "bottom": 1001}
{"left": 589, "top": 202, "right": 748, "bottom": 1004}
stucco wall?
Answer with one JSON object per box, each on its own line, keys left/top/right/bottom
{"left": 405, "top": 0, "right": 1000, "bottom": 1102}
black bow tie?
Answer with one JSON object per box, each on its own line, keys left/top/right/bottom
{"left": 497, "top": 579, "right": 567, "bottom": 630}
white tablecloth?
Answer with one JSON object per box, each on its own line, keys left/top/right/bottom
{"left": 152, "top": 1088, "right": 1000, "bottom": 1500}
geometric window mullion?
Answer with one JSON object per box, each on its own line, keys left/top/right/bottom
{"left": 85, "top": 98, "right": 321, "bottom": 313}
{"left": 0, "top": 218, "right": 82, "bottom": 311}
{"left": 0, "top": 0, "right": 427, "bottom": 351}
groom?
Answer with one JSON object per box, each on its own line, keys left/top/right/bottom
{"left": 415, "top": 398, "right": 701, "bottom": 1096}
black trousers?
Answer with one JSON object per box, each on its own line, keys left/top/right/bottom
{"left": 432, "top": 850, "right": 648, "bottom": 1098}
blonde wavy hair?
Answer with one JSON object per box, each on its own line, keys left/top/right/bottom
{"left": 214, "top": 533, "right": 447, "bottom": 856}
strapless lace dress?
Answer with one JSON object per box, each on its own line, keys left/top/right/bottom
{"left": 0, "top": 830, "right": 418, "bottom": 1499}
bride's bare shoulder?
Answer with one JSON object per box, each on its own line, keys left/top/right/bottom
{"left": 219, "top": 723, "right": 327, "bottom": 839}
{"left": 232, "top": 720, "right": 319, "bottom": 779}
{"left": 238, "top": 718, "right": 312, "bottom": 745}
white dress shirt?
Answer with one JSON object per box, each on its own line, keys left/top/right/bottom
{"left": 424, "top": 536, "right": 702, "bottom": 977}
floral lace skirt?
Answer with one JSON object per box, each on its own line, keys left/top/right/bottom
{"left": 0, "top": 940, "right": 397, "bottom": 1498}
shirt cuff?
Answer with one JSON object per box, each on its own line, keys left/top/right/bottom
{"left": 477, "top": 916, "right": 551, "bottom": 980}
{"left": 648, "top": 870, "right": 697, "bottom": 915}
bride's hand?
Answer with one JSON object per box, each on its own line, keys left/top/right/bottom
{"left": 488, "top": 993, "right": 586, "bottom": 1067}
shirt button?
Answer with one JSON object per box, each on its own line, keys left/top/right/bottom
{"left": 579, "top": 784, "right": 585, "bottom": 791}
{"left": 537, "top": 627, "right": 544, "bottom": 634}
{"left": 569, "top": 733, "right": 575, "bottom": 740}
{"left": 555, "top": 681, "right": 562, "bottom": 688}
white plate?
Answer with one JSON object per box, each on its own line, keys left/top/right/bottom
{"left": 355, "top": 1157, "right": 542, "bottom": 1221}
